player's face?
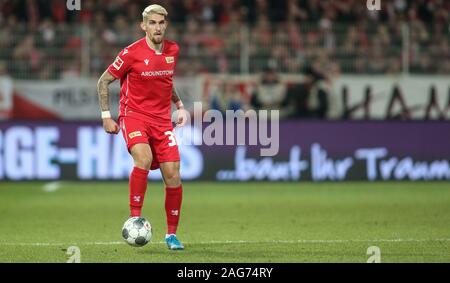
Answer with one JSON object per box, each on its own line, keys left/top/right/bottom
{"left": 141, "top": 13, "right": 167, "bottom": 44}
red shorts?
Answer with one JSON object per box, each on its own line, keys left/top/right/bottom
{"left": 119, "top": 116, "right": 180, "bottom": 170}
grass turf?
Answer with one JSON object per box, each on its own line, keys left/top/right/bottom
{"left": 0, "top": 181, "right": 449, "bottom": 263}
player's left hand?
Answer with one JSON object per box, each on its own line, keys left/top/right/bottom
{"left": 175, "top": 108, "right": 188, "bottom": 127}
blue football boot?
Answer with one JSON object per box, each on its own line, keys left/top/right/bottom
{"left": 166, "top": 234, "right": 184, "bottom": 250}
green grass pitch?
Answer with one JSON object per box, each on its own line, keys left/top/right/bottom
{"left": 0, "top": 181, "right": 449, "bottom": 263}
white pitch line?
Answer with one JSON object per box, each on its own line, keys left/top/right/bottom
{"left": 1, "top": 239, "right": 450, "bottom": 247}
{"left": 42, "top": 181, "right": 63, "bottom": 192}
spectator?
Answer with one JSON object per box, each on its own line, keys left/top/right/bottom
{"left": 304, "top": 62, "right": 330, "bottom": 119}
{"left": 0, "top": 0, "right": 448, "bottom": 78}
{"left": 250, "top": 67, "right": 287, "bottom": 113}
{"left": 211, "top": 82, "right": 247, "bottom": 112}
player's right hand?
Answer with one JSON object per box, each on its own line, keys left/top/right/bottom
{"left": 102, "top": 118, "right": 120, "bottom": 134}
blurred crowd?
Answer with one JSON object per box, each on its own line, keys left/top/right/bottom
{"left": 0, "top": 0, "right": 449, "bottom": 80}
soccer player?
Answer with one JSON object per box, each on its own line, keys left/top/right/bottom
{"left": 97, "top": 4, "right": 187, "bottom": 250}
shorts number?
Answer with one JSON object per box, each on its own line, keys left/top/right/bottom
{"left": 164, "top": 131, "right": 177, "bottom": 147}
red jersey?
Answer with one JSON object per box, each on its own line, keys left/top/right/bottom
{"left": 108, "top": 38, "right": 179, "bottom": 127}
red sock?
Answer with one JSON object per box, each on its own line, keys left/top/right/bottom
{"left": 165, "top": 184, "right": 183, "bottom": 235}
{"left": 129, "top": 167, "right": 149, "bottom": 217}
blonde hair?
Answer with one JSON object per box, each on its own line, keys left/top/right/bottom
{"left": 142, "top": 4, "right": 168, "bottom": 20}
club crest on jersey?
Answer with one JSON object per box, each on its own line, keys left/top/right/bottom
{"left": 165, "top": 56, "right": 174, "bottom": 64}
{"left": 113, "top": 56, "right": 124, "bottom": 70}
{"left": 128, "top": 131, "right": 142, "bottom": 139}
{"left": 144, "top": 59, "right": 149, "bottom": 66}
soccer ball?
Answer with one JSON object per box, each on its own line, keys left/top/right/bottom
{"left": 121, "top": 217, "right": 152, "bottom": 247}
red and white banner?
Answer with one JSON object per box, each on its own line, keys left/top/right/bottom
{"left": 0, "top": 75, "right": 13, "bottom": 120}
{"left": 9, "top": 75, "right": 450, "bottom": 120}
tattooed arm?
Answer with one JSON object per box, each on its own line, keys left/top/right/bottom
{"left": 97, "top": 70, "right": 120, "bottom": 134}
{"left": 172, "top": 86, "right": 188, "bottom": 127}
{"left": 171, "top": 86, "right": 183, "bottom": 106}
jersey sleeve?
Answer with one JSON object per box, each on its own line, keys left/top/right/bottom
{"left": 107, "top": 49, "right": 132, "bottom": 79}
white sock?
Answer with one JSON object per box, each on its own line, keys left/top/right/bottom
{"left": 166, "top": 234, "right": 175, "bottom": 239}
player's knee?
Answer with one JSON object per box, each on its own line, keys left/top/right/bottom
{"left": 134, "top": 154, "right": 152, "bottom": 170}
{"left": 131, "top": 144, "right": 153, "bottom": 170}
{"left": 164, "top": 170, "right": 181, "bottom": 187}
